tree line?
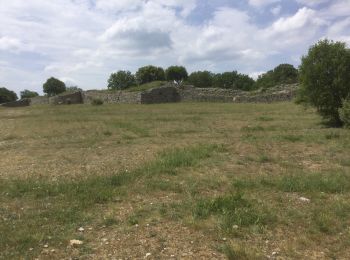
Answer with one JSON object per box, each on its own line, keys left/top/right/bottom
{"left": 107, "top": 64, "right": 299, "bottom": 91}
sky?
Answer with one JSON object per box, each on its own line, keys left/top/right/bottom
{"left": 0, "top": 0, "right": 350, "bottom": 95}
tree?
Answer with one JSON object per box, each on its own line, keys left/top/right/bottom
{"left": 298, "top": 39, "right": 350, "bottom": 125}
{"left": 165, "top": 66, "right": 188, "bottom": 83}
{"left": 187, "top": 71, "right": 214, "bottom": 88}
{"left": 256, "top": 64, "right": 298, "bottom": 89}
{"left": 0, "top": 87, "right": 18, "bottom": 104}
{"left": 43, "top": 77, "right": 66, "bottom": 96}
{"left": 213, "top": 71, "right": 255, "bottom": 91}
{"left": 20, "top": 89, "right": 39, "bottom": 99}
{"left": 65, "top": 86, "right": 82, "bottom": 92}
{"left": 135, "top": 66, "right": 165, "bottom": 85}
{"left": 107, "top": 71, "right": 136, "bottom": 90}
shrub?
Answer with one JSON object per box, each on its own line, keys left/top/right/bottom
{"left": 298, "top": 39, "right": 350, "bottom": 125}
{"left": 188, "top": 71, "right": 214, "bottom": 88}
{"left": 256, "top": 64, "right": 298, "bottom": 89}
{"left": 135, "top": 66, "right": 165, "bottom": 85}
{"left": 339, "top": 98, "right": 350, "bottom": 128}
{"left": 43, "top": 77, "right": 66, "bottom": 97}
{"left": 91, "top": 98, "right": 104, "bottom": 105}
{"left": 20, "top": 89, "right": 39, "bottom": 99}
{"left": 65, "top": 86, "right": 82, "bottom": 92}
{"left": 213, "top": 71, "right": 256, "bottom": 91}
{"left": 0, "top": 87, "right": 18, "bottom": 104}
{"left": 165, "top": 66, "right": 188, "bottom": 84}
{"left": 107, "top": 70, "right": 136, "bottom": 90}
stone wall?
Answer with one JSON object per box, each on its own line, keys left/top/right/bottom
{"left": 1, "top": 99, "right": 31, "bottom": 107}
{"left": 30, "top": 96, "right": 49, "bottom": 105}
{"left": 83, "top": 90, "right": 142, "bottom": 104}
{"left": 49, "top": 91, "right": 83, "bottom": 105}
{"left": 178, "top": 86, "right": 243, "bottom": 102}
{"left": 141, "top": 86, "right": 181, "bottom": 104}
{"left": 178, "top": 84, "right": 298, "bottom": 103}
{"left": 14, "top": 83, "right": 298, "bottom": 108}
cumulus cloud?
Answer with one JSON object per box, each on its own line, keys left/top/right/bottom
{"left": 0, "top": 0, "right": 349, "bottom": 94}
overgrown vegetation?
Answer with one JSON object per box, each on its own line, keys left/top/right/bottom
{"left": 298, "top": 39, "right": 350, "bottom": 126}
{"left": 0, "top": 87, "right": 17, "bottom": 104}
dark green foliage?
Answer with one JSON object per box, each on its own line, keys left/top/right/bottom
{"left": 43, "top": 77, "right": 66, "bottom": 97}
{"left": 165, "top": 66, "right": 188, "bottom": 83}
{"left": 65, "top": 86, "right": 82, "bottom": 92}
{"left": 298, "top": 39, "right": 350, "bottom": 125}
{"left": 256, "top": 64, "right": 298, "bottom": 89}
{"left": 91, "top": 98, "right": 104, "bottom": 105}
{"left": 107, "top": 70, "right": 136, "bottom": 90}
{"left": 213, "top": 71, "right": 256, "bottom": 91}
{"left": 20, "top": 89, "right": 39, "bottom": 99}
{"left": 187, "top": 71, "right": 214, "bottom": 88}
{"left": 339, "top": 98, "right": 350, "bottom": 128}
{"left": 135, "top": 65, "right": 165, "bottom": 85}
{"left": 0, "top": 87, "right": 18, "bottom": 104}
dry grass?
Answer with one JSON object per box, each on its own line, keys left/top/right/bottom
{"left": 0, "top": 102, "right": 350, "bottom": 259}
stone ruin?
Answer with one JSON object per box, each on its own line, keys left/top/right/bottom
{"left": 0, "top": 83, "right": 298, "bottom": 107}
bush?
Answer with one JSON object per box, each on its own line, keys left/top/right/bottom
{"left": 0, "top": 87, "right": 18, "bottom": 104}
{"left": 298, "top": 39, "right": 350, "bottom": 125}
{"left": 256, "top": 64, "right": 298, "bottom": 89}
{"left": 339, "top": 98, "right": 350, "bottom": 128}
{"left": 135, "top": 66, "right": 165, "bottom": 85}
{"left": 43, "top": 77, "right": 66, "bottom": 97}
{"left": 213, "top": 71, "right": 255, "bottom": 91}
{"left": 107, "top": 70, "right": 136, "bottom": 90}
{"left": 20, "top": 89, "right": 39, "bottom": 99}
{"left": 91, "top": 98, "right": 104, "bottom": 105}
{"left": 165, "top": 66, "right": 188, "bottom": 84}
{"left": 65, "top": 86, "right": 82, "bottom": 93}
{"left": 187, "top": 71, "right": 214, "bottom": 88}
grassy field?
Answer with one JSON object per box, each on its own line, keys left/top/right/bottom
{"left": 0, "top": 102, "right": 349, "bottom": 259}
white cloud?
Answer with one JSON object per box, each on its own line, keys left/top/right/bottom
{"left": 0, "top": 0, "right": 349, "bottom": 95}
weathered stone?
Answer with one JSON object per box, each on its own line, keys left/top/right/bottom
{"left": 1, "top": 99, "right": 30, "bottom": 107}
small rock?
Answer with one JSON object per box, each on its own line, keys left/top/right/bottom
{"left": 232, "top": 225, "right": 239, "bottom": 229}
{"left": 29, "top": 248, "right": 34, "bottom": 251}
{"left": 51, "top": 249, "right": 56, "bottom": 253}
{"left": 222, "top": 238, "right": 227, "bottom": 241}
{"left": 102, "top": 238, "right": 108, "bottom": 242}
{"left": 145, "top": 252, "right": 151, "bottom": 258}
{"left": 299, "top": 197, "right": 310, "bottom": 202}
{"left": 43, "top": 244, "right": 49, "bottom": 248}
{"left": 70, "top": 239, "right": 83, "bottom": 247}
{"left": 272, "top": 251, "right": 278, "bottom": 256}
{"left": 78, "top": 227, "right": 85, "bottom": 232}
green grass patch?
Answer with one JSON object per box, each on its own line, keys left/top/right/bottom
{"left": 0, "top": 143, "right": 223, "bottom": 258}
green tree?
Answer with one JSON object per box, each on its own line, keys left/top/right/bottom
{"left": 20, "top": 89, "right": 39, "bottom": 99}
{"left": 43, "top": 77, "right": 66, "bottom": 97}
{"left": 165, "top": 66, "right": 188, "bottom": 83}
{"left": 65, "top": 86, "right": 82, "bottom": 92}
{"left": 213, "top": 71, "right": 255, "bottom": 91}
{"left": 107, "top": 71, "right": 136, "bottom": 90}
{"left": 298, "top": 39, "right": 350, "bottom": 125}
{"left": 135, "top": 66, "right": 165, "bottom": 85}
{"left": 187, "top": 71, "right": 214, "bottom": 88}
{"left": 0, "top": 87, "right": 18, "bottom": 104}
{"left": 256, "top": 64, "right": 298, "bottom": 89}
